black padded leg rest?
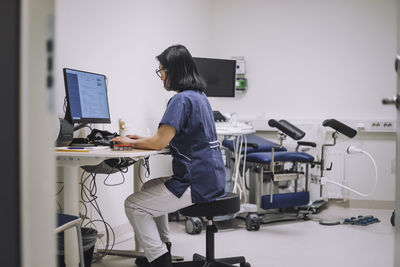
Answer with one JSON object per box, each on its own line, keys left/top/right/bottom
{"left": 179, "top": 192, "right": 240, "bottom": 218}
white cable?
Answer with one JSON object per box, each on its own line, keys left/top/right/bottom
{"left": 239, "top": 135, "right": 247, "bottom": 203}
{"left": 236, "top": 137, "right": 245, "bottom": 200}
{"left": 322, "top": 149, "right": 378, "bottom": 197}
{"left": 232, "top": 135, "right": 247, "bottom": 201}
{"left": 232, "top": 136, "right": 241, "bottom": 195}
{"left": 232, "top": 137, "right": 238, "bottom": 193}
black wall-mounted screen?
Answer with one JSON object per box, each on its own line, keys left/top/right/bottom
{"left": 63, "top": 68, "right": 111, "bottom": 124}
{"left": 193, "top": 57, "right": 236, "bottom": 97}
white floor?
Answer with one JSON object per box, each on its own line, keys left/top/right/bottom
{"left": 92, "top": 206, "right": 395, "bottom": 267}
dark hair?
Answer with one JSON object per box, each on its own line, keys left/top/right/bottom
{"left": 156, "top": 44, "right": 206, "bottom": 92}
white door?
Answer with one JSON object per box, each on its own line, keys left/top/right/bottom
{"left": 20, "top": 0, "right": 55, "bottom": 266}
{"left": 383, "top": 2, "right": 400, "bottom": 264}
{"left": 384, "top": 57, "right": 400, "bottom": 266}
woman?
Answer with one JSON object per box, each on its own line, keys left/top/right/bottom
{"left": 111, "top": 44, "right": 226, "bottom": 267}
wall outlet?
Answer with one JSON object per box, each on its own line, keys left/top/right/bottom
{"left": 368, "top": 121, "right": 395, "bottom": 132}
{"left": 232, "top": 56, "right": 246, "bottom": 74}
{"left": 236, "top": 59, "right": 246, "bottom": 74}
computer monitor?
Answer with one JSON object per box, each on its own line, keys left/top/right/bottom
{"left": 63, "top": 68, "right": 111, "bottom": 124}
{"left": 193, "top": 57, "right": 236, "bottom": 97}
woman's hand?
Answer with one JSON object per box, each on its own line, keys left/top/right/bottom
{"left": 111, "top": 136, "right": 135, "bottom": 145}
{"left": 111, "top": 125, "right": 175, "bottom": 150}
{"left": 126, "top": 134, "right": 143, "bottom": 140}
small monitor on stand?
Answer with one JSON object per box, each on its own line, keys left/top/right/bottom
{"left": 63, "top": 68, "right": 111, "bottom": 129}
{"left": 193, "top": 57, "right": 236, "bottom": 97}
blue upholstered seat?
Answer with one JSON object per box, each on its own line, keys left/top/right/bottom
{"left": 245, "top": 151, "right": 314, "bottom": 164}
{"left": 222, "top": 134, "right": 287, "bottom": 153}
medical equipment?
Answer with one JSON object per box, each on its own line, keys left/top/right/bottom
{"left": 310, "top": 119, "right": 378, "bottom": 200}
{"left": 319, "top": 145, "right": 378, "bottom": 197}
{"left": 193, "top": 57, "right": 236, "bottom": 97}
{"left": 183, "top": 118, "right": 257, "bottom": 234}
{"left": 222, "top": 120, "right": 316, "bottom": 229}
{"left": 220, "top": 118, "right": 378, "bottom": 231}
{"left": 315, "top": 119, "right": 357, "bottom": 197}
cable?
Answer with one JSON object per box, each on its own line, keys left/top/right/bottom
{"left": 79, "top": 171, "right": 116, "bottom": 260}
{"left": 231, "top": 135, "right": 248, "bottom": 203}
{"left": 103, "top": 161, "right": 127, "bottom": 186}
{"left": 63, "top": 96, "right": 67, "bottom": 113}
{"left": 56, "top": 182, "right": 64, "bottom": 196}
{"left": 321, "top": 149, "right": 378, "bottom": 197}
{"left": 138, "top": 157, "right": 151, "bottom": 184}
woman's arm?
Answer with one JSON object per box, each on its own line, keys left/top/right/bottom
{"left": 111, "top": 124, "right": 176, "bottom": 150}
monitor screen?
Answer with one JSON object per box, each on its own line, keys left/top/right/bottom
{"left": 193, "top": 57, "right": 236, "bottom": 97}
{"left": 63, "top": 68, "right": 111, "bottom": 124}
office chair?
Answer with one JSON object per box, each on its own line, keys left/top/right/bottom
{"left": 56, "top": 213, "right": 85, "bottom": 267}
{"left": 174, "top": 193, "right": 251, "bottom": 267}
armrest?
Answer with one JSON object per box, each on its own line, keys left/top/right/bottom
{"left": 297, "top": 141, "right": 316, "bottom": 148}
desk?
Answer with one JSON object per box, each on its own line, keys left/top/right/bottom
{"left": 56, "top": 148, "right": 167, "bottom": 267}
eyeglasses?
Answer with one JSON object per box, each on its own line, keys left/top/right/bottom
{"left": 155, "top": 68, "right": 167, "bottom": 78}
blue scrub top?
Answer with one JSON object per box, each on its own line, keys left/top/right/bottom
{"left": 160, "top": 90, "right": 226, "bottom": 203}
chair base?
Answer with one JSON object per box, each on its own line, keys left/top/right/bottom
{"left": 173, "top": 253, "right": 250, "bottom": 267}
{"left": 97, "top": 249, "right": 184, "bottom": 261}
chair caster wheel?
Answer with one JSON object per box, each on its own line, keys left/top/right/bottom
{"left": 185, "top": 217, "right": 202, "bottom": 235}
{"left": 246, "top": 213, "right": 260, "bottom": 231}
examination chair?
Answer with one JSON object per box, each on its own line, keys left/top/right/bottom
{"left": 222, "top": 120, "right": 316, "bottom": 229}
{"left": 174, "top": 193, "right": 251, "bottom": 267}
{"left": 245, "top": 120, "right": 315, "bottom": 222}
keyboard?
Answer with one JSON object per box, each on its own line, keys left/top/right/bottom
{"left": 92, "top": 139, "right": 112, "bottom": 146}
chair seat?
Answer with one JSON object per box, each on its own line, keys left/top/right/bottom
{"left": 179, "top": 192, "right": 240, "bottom": 218}
{"left": 56, "top": 213, "right": 81, "bottom": 233}
{"left": 222, "top": 134, "right": 287, "bottom": 153}
{"left": 246, "top": 151, "right": 314, "bottom": 164}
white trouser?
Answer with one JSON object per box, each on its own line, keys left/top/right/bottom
{"left": 124, "top": 177, "right": 193, "bottom": 262}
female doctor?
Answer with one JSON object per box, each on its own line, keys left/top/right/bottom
{"left": 111, "top": 44, "right": 226, "bottom": 267}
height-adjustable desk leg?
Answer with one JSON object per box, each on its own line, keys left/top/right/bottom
{"left": 133, "top": 160, "right": 142, "bottom": 252}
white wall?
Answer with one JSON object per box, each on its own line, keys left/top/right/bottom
{"left": 55, "top": 0, "right": 397, "bottom": 241}
{"left": 55, "top": 0, "right": 212, "bottom": 236}
{"left": 55, "top": 0, "right": 212, "bottom": 134}
{"left": 208, "top": 0, "right": 397, "bottom": 121}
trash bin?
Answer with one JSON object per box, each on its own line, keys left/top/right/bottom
{"left": 57, "top": 227, "right": 98, "bottom": 267}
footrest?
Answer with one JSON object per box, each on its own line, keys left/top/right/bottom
{"left": 261, "top": 192, "right": 310, "bottom": 210}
